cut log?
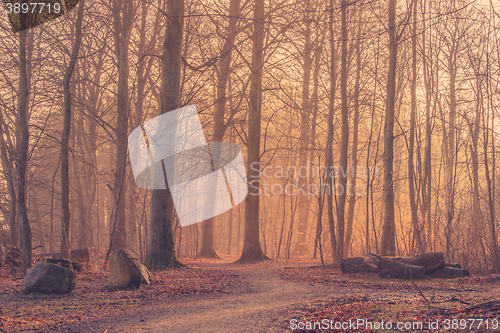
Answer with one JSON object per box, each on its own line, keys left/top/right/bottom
{"left": 340, "top": 255, "right": 378, "bottom": 273}
{"left": 377, "top": 257, "right": 425, "bottom": 279}
{"left": 429, "top": 267, "right": 470, "bottom": 278}
{"left": 401, "top": 252, "right": 445, "bottom": 273}
{"left": 340, "top": 252, "right": 467, "bottom": 279}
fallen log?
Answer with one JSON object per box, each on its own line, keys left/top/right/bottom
{"left": 340, "top": 252, "right": 468, "bottom": 279}
{"left": 401, "top": 252, "right": 445, "bottom": 273}
{"left": 340, "top": 255, "right": 378, "bottom": 273}
{"left": 428, "top": 266, "right": 470, "bottom": 278}
{"left": 377, "top": 257, "right": 425, "bottom": 279}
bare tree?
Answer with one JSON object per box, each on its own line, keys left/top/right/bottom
{"left": 408, "top": 0, "right": 423, "bottom": 255}
{"left": 238, "top": 0, "right": 269, "bottom": 262}
{"left": 60, "top": 0, "right": 85, "bottom": 259}
{"left": 109, "top": 0, "right": 136, "bottom": 252}
{"left": 327, "top": 0, "right": 338, "bottom": 261}
{"left": 17, "top": 16, "right": 32, "bottom": 273}
{"left": 344, "top": 2, "right": 363, "bottom": 257}
{"left": 144, "top": 0, "right": 184, "bottom": 268}
{"left": 336, "top": 0, "right": 349, "bottom": 261}
{"left": 0, "top": 111, "right": 17, "bottom": 249}
{"left": 381, "top": 0, "right": 397, "bottom": 256}
{"left": 294, "top": 0, "right": 314, "bottom": 256}
{"left": 198, "top": 0, "right": 242, "bottom": 258}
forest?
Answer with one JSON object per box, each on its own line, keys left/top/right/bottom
{"left": 1, "top": 0, "right": 500, "bottom": 331}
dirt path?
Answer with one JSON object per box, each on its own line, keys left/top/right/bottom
{"left": 79, "top": 260, "right": 499, "bottom": 333}
{"left": 95, "top": 261, "right": 334, "bottom": 332}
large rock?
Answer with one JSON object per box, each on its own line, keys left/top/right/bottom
{"left": 108, "top": 248, "right": 151, "bottom": 289}
{"left": 22, "top": 263, "right": 76, "bottom": 294}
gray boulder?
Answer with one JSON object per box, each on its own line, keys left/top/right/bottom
{"left": 108, "top": 248, "right": 151, "bottom": 289}
{"left": 22, "top": 263, "right": 76, "bottom": 294}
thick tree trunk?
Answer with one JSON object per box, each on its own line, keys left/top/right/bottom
{"left": 144, "top": 0, "right": 184, "bottom": 268}
{"left": 238, "top": 0, "right": 269, "bottom": 262}
{"left": 381, "top": 0, "right": 397, "bottom": 256}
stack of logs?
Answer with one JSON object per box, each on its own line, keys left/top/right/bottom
{"left": 340, "top": 252, "right": 469, "bottom": 279}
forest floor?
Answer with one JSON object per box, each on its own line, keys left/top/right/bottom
{"left": 1, "top": 257, "right": 500, "bottom": 332}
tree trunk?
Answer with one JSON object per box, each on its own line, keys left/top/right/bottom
{"left": 327, "top": 0, "right": 338, "bottom": 261}
{"left": 337, "top": 0, "right": 349, "bottom": 261}
{"left": 144, "top": 0, "right": 184, "bottom": 268}
{"left": 0, "top": 112, "right": 17, "bottom": 248}
{"left": 129, "top": 0, "right": 161, "bottom": 256}
{"left": 60, "top": 0, "right": 84, "bottom": 259}
{"left": 199, "top": 0, "right": 241, "bottom": 259}
{"left": 365, "top": 35, "right": 380, "bottom": 254}
{"left": 409, "top": 0, "right": 423, "bottom": 256}
{"left": 310, "top": 35, "right": 324, "bottom": 259}
{"left": 17, "top": 25, "right": 32, "bottom": 274}
{"left": 484, "top": 51, "right": 500, "bottom": 272}
{"left": 444, "top": 21, "right": 458, "bottom": 259}
{"left": 295, "top": 5, "right": 313, "bottom": 256}
{"left": 345, "top": 3, "right": 363, "bottom": 257}
{"left": 110, "top": 0, "right": 135, "bottom": 252}
{"left": 238, "top": 0, "right": 269, "bottom": 262}
{"left": 381, "top": 0, "right": 397, "bottom": 256}
{"left": 32, "top": 194, "right": 46, "bottom": 252}
{"left": 72, "top": 151, "right": 87, "bottom": 249}
{"left": 421, "top": 2, "right": 432, "bottom": 253}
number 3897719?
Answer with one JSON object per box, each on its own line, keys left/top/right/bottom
{"left": 5, "top": 2, "right": 62, "bottom": 14}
